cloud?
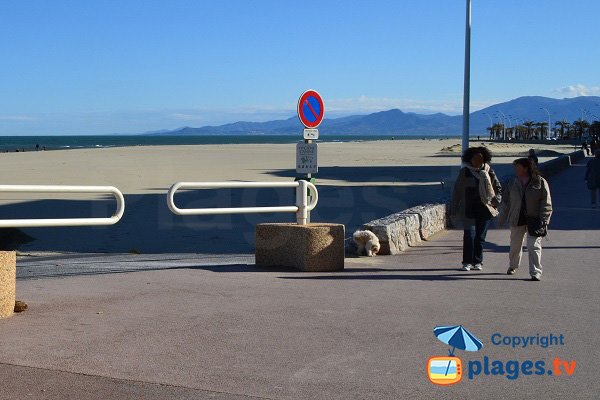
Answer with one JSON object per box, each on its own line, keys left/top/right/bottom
{"left": 554, "top": 84, "right": 600, "bottom": 97}
{"left": 169, "top": 113, "right": 206, "bottom": 121}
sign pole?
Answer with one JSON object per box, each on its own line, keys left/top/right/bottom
{"left": 305, "top": 138, "right": 311, "bottom": 222}
{"left": 296, "top": 89, "right": 324, "bottom": 224}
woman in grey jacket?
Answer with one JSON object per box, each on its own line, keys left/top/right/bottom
{"left": 501, "top": 158, "right": 553, "bottom": 281}
{"left": 451, "top": 147, "right": 502, "bottom": 271}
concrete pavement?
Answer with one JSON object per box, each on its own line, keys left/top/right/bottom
{"left": 0, "top": 159, "right": 599, "bottom": 399}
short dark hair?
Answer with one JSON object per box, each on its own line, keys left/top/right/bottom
{"left": 513, "top": 157, "right": 539, "bottom": 177}
{"left": 462, "top": 146, "right": 492, "bottom": 164}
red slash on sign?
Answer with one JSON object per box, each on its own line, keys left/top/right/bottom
{"left": 297, "top": 90, "right": 324, "bottom": 128}
{"left": 304, "top": 99, "right": 319, "bottom": 120}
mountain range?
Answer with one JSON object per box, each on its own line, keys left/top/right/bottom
{"left": 146, "top": 96, "right": 600, "bottom": 136}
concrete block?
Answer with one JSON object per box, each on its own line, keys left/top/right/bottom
{"left": 0, "top": 251, "right": 16, "bottom": 319}
{"left": 569, "top": 150, "right": 585, "bottom": 164}
{"left": 361, "top": 203, "right": 448, "bottom": 254}
{"left": 256, "top": 223, "right": 345, "bottom": 272}
{"left": 404, "top": 203, "right": 448, "bottom": 240}
{"left": 362, "top": 212, "right": 419, "bottom": 255}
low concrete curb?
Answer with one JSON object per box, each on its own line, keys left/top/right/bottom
{"left": 539, "top": 149, "right": 585, "bottom": 177}
{"left": 349, "top": 150, "right": 584, "bottom": 256}
{"left": 354, "top": 203, "right": 447, "bottom": 256}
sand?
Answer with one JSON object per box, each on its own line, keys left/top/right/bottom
{"left": 0, "top": 139, "right": 576, "bottom": 194}
{"left": 0, "top": 139, "right": 577, "bottom": 253}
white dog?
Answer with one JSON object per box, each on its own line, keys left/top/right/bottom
{"left": 353, "top": 230, "right": 381, "bottom": 257}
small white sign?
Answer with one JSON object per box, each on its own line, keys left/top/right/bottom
{"left": 303, "top": 128, "right": 319, "bottom": 140}
{"left": 296, "top": 142, "right": 318, "bottom": 174}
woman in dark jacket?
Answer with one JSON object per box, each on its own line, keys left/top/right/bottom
{"left": 451, "top": 147, "right": 502, "bottom": 271}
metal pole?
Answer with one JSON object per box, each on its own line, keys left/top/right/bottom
{"left": 305, "top": 138, "right": 312, "bottom": 224}
{"left": 498, "top": 111, "right": 507, "bottom": 140}
{"left": 461, "top": 0, "right": 471, "bottom": 157}
{"left": 296, "top": 180, "right": 308, "bottom": 225}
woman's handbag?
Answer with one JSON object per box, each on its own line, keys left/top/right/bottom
{"left": 526, "top": 216, "right": 547, "bottom": 237}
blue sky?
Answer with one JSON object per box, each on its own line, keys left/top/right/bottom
{"left": 1, "top": 0, "right": 598, "bottom": 135}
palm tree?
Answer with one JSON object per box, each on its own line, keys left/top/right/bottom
{"left": 535, "top": 122, "right": 549, "bottom": 140}
{"left": 514, "top": 124, "right": 525, "bottom": 140}
{"left": 590, "top": 120, "right": 600, "bottom": 137}
{"left": 522, "top": 121, "right": 535, "bottom": 140}
{"left": 555, "top": 120, "right": 570, "bottom": 139}
{"left": 494, "top": 123, "right": 505, "bottom": 141}
{"left": 572, "top": 119, "right": 590, "bottom": 140}
{"left": 506, "top": 127, "right": 514, "bottom": 140}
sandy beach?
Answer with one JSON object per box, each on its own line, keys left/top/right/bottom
{"left": 0, "top": 139, "right": 577, "bottom": 253}
{"left": 0, "top": 139, "right": 576, "bottom": 193}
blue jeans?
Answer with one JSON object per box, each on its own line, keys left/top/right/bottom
{"left": 462, "top": 217, "right": 491, "bottom": 265}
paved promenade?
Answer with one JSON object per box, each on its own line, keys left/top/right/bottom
{"left": 1, "top": 159, "right": 598, "bottom": 399}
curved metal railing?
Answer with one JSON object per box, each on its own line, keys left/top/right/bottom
{"left": 167, "top": 181, "right": 318, "bottom": 225}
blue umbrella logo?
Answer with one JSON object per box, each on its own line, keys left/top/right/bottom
{"left": 433, "top": 325, "right": 483, "bottom": 376}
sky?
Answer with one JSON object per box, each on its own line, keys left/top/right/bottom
{"left": 1, "top": 0, "right": 599, "bottom": 135}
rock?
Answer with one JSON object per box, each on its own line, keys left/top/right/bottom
{"left": 14, "top": 300, "right": 27, "bottom": 313}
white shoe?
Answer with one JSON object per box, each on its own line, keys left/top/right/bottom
{"left": 472, "top": 263, "right": 483, "bottom": 271}
{"left": 461, "top": 264, "right": 472, "bottom": 271}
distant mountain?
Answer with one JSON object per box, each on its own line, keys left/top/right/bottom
{"left": 470, "top": 96, "right": 600, "bottom": 135}
{"left": 145, "top": 96, "right": 600, "bottom": 136}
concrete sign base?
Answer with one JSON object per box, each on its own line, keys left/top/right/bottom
{"left": 256, "top": 223, "right": 344, "bottom": 272}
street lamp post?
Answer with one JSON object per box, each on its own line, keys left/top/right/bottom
{"left": 484, "top": 112, "right": 493, "bottom": 140}
{"left": 461, "top": 0, "right": 471, "bottom": 157}
{"left": 498, "top": 111, "right": 507, "bottom": 140}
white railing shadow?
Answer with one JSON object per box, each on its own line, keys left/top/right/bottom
{"left": 0, "top": 185, "right": 125, "bottom": 228}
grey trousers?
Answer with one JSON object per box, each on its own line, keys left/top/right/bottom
{"left": 509, "top": 225, "right": 543, "bottom": 278}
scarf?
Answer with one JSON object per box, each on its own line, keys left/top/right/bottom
{"left": 464, "top": 163, "right": 499, "bottom": 217}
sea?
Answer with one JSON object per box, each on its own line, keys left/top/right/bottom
{"left": 0, "top": 134, "right": 459, "bottom": 152}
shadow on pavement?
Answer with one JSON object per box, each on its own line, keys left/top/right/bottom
{"left": 277, "top": 272, "right": 532, "bottom": 282}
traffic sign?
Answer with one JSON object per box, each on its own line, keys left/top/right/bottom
{"left": 303, "top": 128, "right": 319, "bottom": 140}
{"left": 296, "top": 142, "right": 318, "bottom": 174}
{"left": 297, "top": 89, "right": 324, "bottom": 128}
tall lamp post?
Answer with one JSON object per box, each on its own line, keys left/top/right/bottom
{"left": 484, "top": 112, "right": 493, "bottom": 140}
{"left": 498, "top": 111, "right": 507, "bottom": 140}
{"left": 461, "top": 0, "right": 471, "bottom": 156}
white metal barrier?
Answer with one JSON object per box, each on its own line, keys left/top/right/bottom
{"left": 0, "top": 185, "right": 125, "bottom": 228}
{"left": 167, "top": 181, "right": 318, "bottom": 225}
